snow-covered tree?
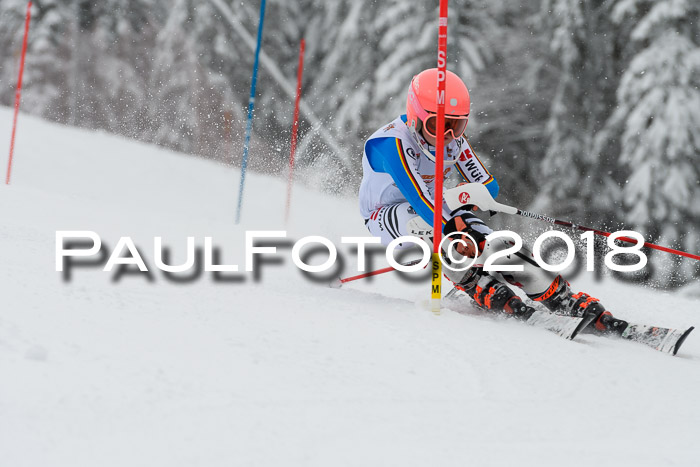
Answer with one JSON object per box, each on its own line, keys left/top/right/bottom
{"left": 532, "top": 0, "right": 620, "bottom": 225}
{"left": 451, "top": 0, "right": 547, "bottom": 207}
{"left": 146, "top": 0, "right": 247, "bottom": 160}
{"left": 0, "top": 0, "right": 36, "bottom": 107}
{"left": 264, "top": 0, "right": 385, "bottom": 192}
{"left": 70, "top": 0, "right": 157, "bottom": 136}
{"left": 0, "top": 1, "right": 74, "bottom": 120}
{"left": 601, "top": 0, "right": 700, "bottom": 286}
{"left": 372, "top": 0, "right": 435, "bottom": 118}
{"left": 4, "top": 0, "right": 694, "bottom": 292}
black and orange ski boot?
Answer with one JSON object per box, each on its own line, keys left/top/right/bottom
{"left": 458, "top": 271, "right": 536, "bottom": 321}
{"left": 528, "top": 275, "right": 628, "bottom": 335}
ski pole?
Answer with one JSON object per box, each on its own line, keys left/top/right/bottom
{"left": 445, "top": 183, "right": 700, "bottom": 262}
{"left": 513, "top": 210, "right": 700, "bottom": 262}
{"left": 330, "top": 259, "right": 424, "bottom": 288}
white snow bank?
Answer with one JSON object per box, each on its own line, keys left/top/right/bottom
{"left": 1, "top": 108, "right": 698, "bottom": 467}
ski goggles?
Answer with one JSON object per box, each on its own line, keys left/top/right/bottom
{"left": 423, "top": 114, "right": 468, "bottom": 139}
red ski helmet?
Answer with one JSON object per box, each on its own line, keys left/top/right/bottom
{"left": 406, "top": 68, "right": 470, "bottom": 140}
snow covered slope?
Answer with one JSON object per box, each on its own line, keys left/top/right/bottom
{"left": 1, "top": 108, "right": 699, "bottom": 467}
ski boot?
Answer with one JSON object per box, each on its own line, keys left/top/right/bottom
{"left": 529, "top": 275, "right": 628, "bottom": 335}
{"left": 456, "top": 269, "right": 536, "bottom": 321}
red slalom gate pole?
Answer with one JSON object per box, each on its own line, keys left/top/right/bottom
{"left": 430, "top": 0, "right": 449, "bottom": 313}
{"left": 6, "top": 1, "right": 32, "bottom": 186}
{"left": 285, "top": 39, "right": 306, "bottom": 223}
{"left": 330, "top": 259, "right": 424, "bottom": 288}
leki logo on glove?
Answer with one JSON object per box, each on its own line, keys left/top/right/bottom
{"left": 458, "top": 192, "right": 470, "bottom": 204}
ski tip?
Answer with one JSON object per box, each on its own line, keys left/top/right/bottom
{"left": 570, "top": 312, "right": 598, "bottom": 340}
{"left": 672, "top": 326, "right": 695, "bottom": 356}
{"left": 329, "top": 278, "right": 343, "bottom": 289}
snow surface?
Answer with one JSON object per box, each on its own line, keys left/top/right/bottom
{"left": 1, "top": 108, "right": 699, "bottom": 467}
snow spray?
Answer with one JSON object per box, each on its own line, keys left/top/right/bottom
{"left": 285, "top": 38, "right": 306, "bottom": 224}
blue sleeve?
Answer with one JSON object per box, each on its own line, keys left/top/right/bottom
{"left": 365, "top": 137, "right": 444, "bottom": 226}
{"left": 485, "top": 177, "right": 500, "bottom": 199}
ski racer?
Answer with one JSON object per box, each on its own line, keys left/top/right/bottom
{"left": 359, "top": 68, "right": 628, "bottom": 334}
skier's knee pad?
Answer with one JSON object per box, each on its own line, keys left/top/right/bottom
{"left": 366, "top": 202, "right": 431, "bottom": 248}
{"left": 405, "top": 215, "right": 433, "bottom": 245}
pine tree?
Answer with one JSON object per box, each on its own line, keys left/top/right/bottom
{"left": 0, "top": 1, "right": 73, "bottom": 120}
{"left": 266, "top": 0, "right": 384, "bottom": 193}
{"left": 602, "top": 0, "right": 700, "bottom": 286}
{"left": 147, "top": 0, "right": 242, "bottom": 159}
{"left": 372, "top": 0, "right": 434, "bottom": 119}
{"left": 464, "top": 0, "right": 553, "bottom": 208}
{"left": 69, "top": 0, "right": 157, "bottom": 136}
{"left": 532, "top": 0, "right": 620, "bottom": 226}
{"left": 308, "top": 0, "right": 382, "bottom": 163}
{"left": 0, "top": 0, "right": 33, "bottom": 108}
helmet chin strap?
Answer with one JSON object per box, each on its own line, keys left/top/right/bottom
{"left": 408, "top": 121, "right": 458, "bottom": 166}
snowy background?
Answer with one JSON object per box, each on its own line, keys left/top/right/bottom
{"left": 0, "top": 0, "right": 698, "bottom": 286}
{"left": 0, "top": 0, "right": 700, "bottom": 465}
{"left": 1, "top": 102, "right": 699, "bottom": 467}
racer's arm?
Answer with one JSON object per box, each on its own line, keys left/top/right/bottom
{"left": 364, "top": 137, "right": 449, "bottom": 227}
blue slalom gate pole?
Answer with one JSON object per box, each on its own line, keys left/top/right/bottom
{"left": 235, "top": 0, "right": 267, "bottom": 224}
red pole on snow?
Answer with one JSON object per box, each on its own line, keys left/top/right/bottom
{"left": 430, "top": 0, "right": 449, "bottom": 313}
{"left": 285, "top": 39, "right": 306, "bottom": 223}
{"left": 330, "top": 259, "right": 425, "bottom": 288}
{"left": 6, "top": 1, "right": 32, "bottom": 186}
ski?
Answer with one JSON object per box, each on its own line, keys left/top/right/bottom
{"left": 526, "top": 308, "right": 596, "bottom": 340}
{"left": 619, "top": 324, "right": 694, "bottom": 356}
{"left": 444, "top": 288, "right": 595, "bottom": 341}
